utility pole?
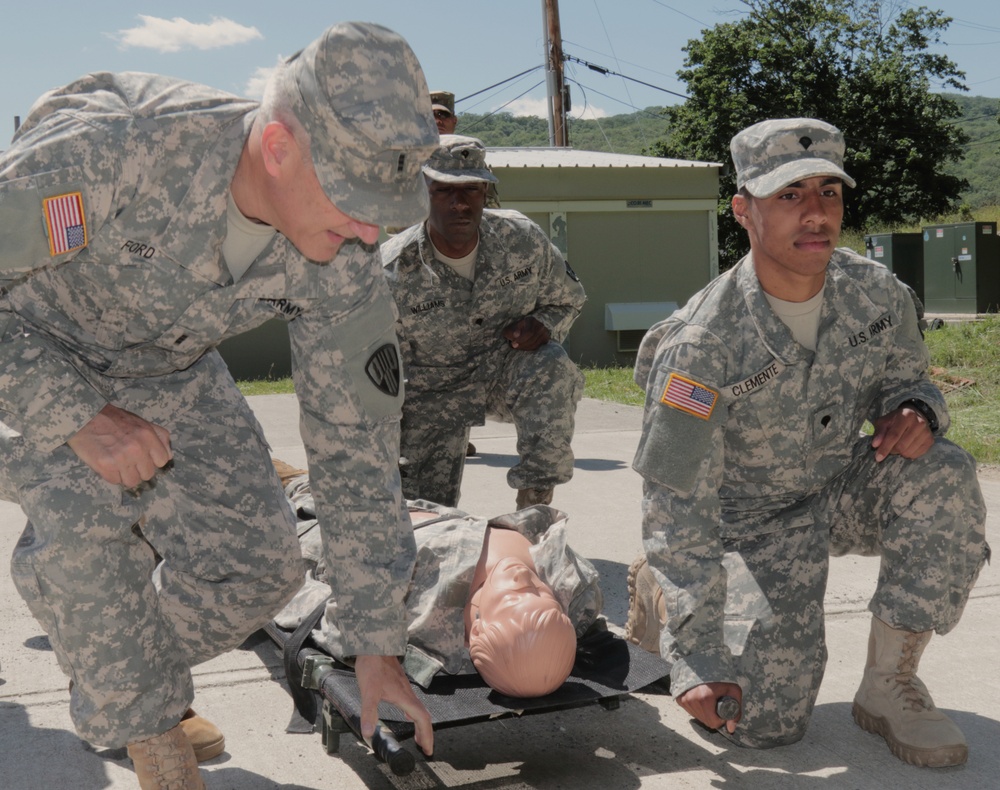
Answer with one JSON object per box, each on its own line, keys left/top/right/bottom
{"left": 543, "top": 0, "right": 568, "bottom": 147}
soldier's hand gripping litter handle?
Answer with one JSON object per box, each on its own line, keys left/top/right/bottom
{"left": 364, "top": 720, "right": 416, "bottom": 776}
{"left": 716, "top": 695, "right": 741, "bottom": 723}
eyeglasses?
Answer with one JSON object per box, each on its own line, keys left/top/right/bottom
{"left": 433, "top": 110, "right": 453, "bottom": 120}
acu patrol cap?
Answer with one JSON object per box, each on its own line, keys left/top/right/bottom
{"left": 731, "top": 118, "right": 856, "bottom": 198}
{"left": 429, "top": 90, "right": 455, "bottom": 117}
{"left": 422, "top": 135, "right": 498, "bottom": 184}
{"left": 284, "top": 21, "right": 439, "bottom": 228}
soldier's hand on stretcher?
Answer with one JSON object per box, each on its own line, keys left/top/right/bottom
{"left": 356, "top": 654, "right": 434, "bottom": 756}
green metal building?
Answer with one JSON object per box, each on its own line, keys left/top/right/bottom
{"left": 219, "top": 147, "right": 721, "bottom": 378}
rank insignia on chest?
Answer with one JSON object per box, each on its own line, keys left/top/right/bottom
{"left": 660, "top": 372, "right": 718, "bottom": 420}
{"left": 42, "top": 191, "right": 88, "bottom": 256}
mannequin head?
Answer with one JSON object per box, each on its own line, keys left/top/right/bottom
{"left": 467, "top": 556, "right": 577, "bottom": 697}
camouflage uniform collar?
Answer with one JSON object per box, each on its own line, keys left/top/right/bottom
{"left": 739, "top": 256, "right": 813, "bottom": 365}
{"left": 158, "top": 110, "right": 254, "bottom": 285}
{"left": 823, "top": 249, "right": 892, "bottom": 329}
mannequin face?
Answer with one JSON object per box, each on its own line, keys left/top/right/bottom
{"left": 471, "top": 557, "right": 564, "bottom": 629}
{"left": 467, "top": 556, "right": 577, "bottom": 697}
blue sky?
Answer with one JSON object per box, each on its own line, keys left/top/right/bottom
{"left": 1, "top": 0, "right": 998, "bottom": 140}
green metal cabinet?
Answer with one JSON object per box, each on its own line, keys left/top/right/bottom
{"left": 921, "top": 222, "right": 1000, "bottom": 314}
{"left": 864, "top": 232, "right": 924, "bottom": 303}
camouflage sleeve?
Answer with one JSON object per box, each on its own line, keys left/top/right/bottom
{"left": 632, "top": 327, "right": 736, "bottom": 696}
{"left": 527, "top": 229, "right": 586, "bottom": 343}
{"left": 0, "top": 77, "right": 126, "bottom": 279}
{"left": 868, "top": 273, "right": 949, "bottom": 434}
{"left": 0, "top": 85, "right": 128, "bottom": 451}
{"left": 288, "top": 256, "right": 415, "bottom": 658}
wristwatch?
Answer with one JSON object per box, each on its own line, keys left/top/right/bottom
{"left": 899, "top": 399, "right": 939, "bottom": 432}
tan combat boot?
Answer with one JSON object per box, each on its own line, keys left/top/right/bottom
{"left": 69, "top": 680, "right": 223, "bottom": 764}
{"left": 179, "top": 708, "right": 225, "bottom": 762}
{"left": 624, "top": 554, "right": 666, "bottom": 654}
{"left": 127, "top": 723, "right": 205, "bottom": 789}
{"left": 516, "top": 487, "right": 554, "bottom": 509}
{"left": 852, "top": 616, "right": 967, "bottom": 767}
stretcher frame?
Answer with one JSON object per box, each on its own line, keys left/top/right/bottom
{"left": 262, "top": 609, "right": 672, "bottom": 776}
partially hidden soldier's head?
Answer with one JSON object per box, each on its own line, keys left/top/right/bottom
{"left": 423, "top": 134, "right": 498, "bottom": 186}
{"left": 421, "top": 135, "right": 499, "bottom": 253}
{"left": 430, "top": 90, "right": 457, "bottom": 135}
{"left": 260, "top": 21, "right": 439, "bottom": 229}
{"left": 730, "top": 118, "right": 855, "bottom": 199}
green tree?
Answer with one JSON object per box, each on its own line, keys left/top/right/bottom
{"left": 650, "top": 0, "right": 970, "bottom": 269}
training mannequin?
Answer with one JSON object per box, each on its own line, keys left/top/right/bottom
{"left": 461, "top": 520, "right": 577, "bottom": 696}
{"left": 274, "top": 465, "right": 601, "bottom": 698}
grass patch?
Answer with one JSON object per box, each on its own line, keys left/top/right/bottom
{"left": 237, "top": 377, "right": 295, "bottom": 396}
{"left": 582, "top": 366, "right": 646, "bottom": 407}
{"left": 923, "top": 316, "right": 1000, "bottom": 464}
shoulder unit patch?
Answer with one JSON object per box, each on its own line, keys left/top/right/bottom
{"left": 365, "top": 343, "right": 401, "bottom": 397}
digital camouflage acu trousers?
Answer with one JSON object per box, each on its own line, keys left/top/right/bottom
{"left": 399, "top": 341, "right": 584, "bottom": 507}
{"left": 2, "top": 351, "right": 303, "bottom": 747}
{"left": 714, "top": 436, "right": 988, "bottom": 749}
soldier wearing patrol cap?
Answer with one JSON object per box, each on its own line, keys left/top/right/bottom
{"left": 382, "top": 134, "right": 586, "bottom": 511}
{"left": 430, "top": 89, "right": 457, "bottom": 134}
{"left": 0, "top": 21, "right": 438, "bottom": 788}
{"left": 626, "top": 118, "right": 989, "bottom": 768}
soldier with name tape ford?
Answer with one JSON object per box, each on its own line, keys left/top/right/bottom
{"left": 381, "top": 135, "right": 586, "bottom": 511}
{"left": 625, "top": 118, "right": 989, "bottom": 769}
{"left": 0, "top": 22, "right": 438, "bottom": 789}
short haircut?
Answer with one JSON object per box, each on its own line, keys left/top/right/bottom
{"left": 258, "top": 60, "right": 312, "bottom": 165}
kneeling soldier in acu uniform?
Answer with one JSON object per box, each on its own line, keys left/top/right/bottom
{"left": 0, "top": 22, "right": 439, "bottom": 789}
{"left": 627, "top": 118, "right": 990, "bottom": 768}
{"left": 382, "top": 135, "right": 586, "bottom": 510}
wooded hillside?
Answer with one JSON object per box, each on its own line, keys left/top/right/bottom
{"left": 460, "top": 94, "right": 1000, "bottom": 210}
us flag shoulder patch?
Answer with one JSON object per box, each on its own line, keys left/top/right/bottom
{"left": 43, "top": 191, "right": 88, "bottom": 256}
{"left": 660, "top": 372, "right": 718, "bottom": 420}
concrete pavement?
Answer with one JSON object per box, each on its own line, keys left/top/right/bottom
{"left": 1, "top": 394, "right": 997, "bottom": 789}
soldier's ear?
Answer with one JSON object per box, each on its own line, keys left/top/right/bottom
{"left": 732, "top": 194, "right": 750, "bottom": 227}
{"left": 260, "top": 121, "right": 294, "bottom": 177}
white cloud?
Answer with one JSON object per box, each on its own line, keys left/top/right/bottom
{"left": 502, "top": 96, "right": 610, "bottom": 120}
{"left": 245, "top": 65, "right": 276, "bottom": 99}
{"left": 574, "top": 105, "right": 609, "bottom": 120}
{"left": 116, "top": 15, "right": 262, "bottom": 53}
{"left": 503, "top": 97, "right": 549, "bottom": 118}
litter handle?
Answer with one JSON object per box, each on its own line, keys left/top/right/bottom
{"left": 715, "top": 695, "right": 741, "bottom": 721}
{"left": 367, "top": 722, "right": 415, "bottom": 776}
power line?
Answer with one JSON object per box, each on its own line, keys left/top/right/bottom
{"left": 561, "top": 38, "right": 682, "bottom": 85}
{"left": 590, "top": 0, "right": 644, "bottom": 147}
{"left": 648, "top": 0, "right": 711, "bottom": 28}
{"left": 564, "top": 53, "right": 689, "bottom": 101}
{"left": 565, "top": 80, "right": 617, "bottom": 152}
{"left": 460, "top": 79, "right": 547, "bottom": 133}
{"left": 567, "top": 78, "right": 672, "bottom": 119}
{"left": 455, "top": 65, "right": 545, "bottom": 106}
